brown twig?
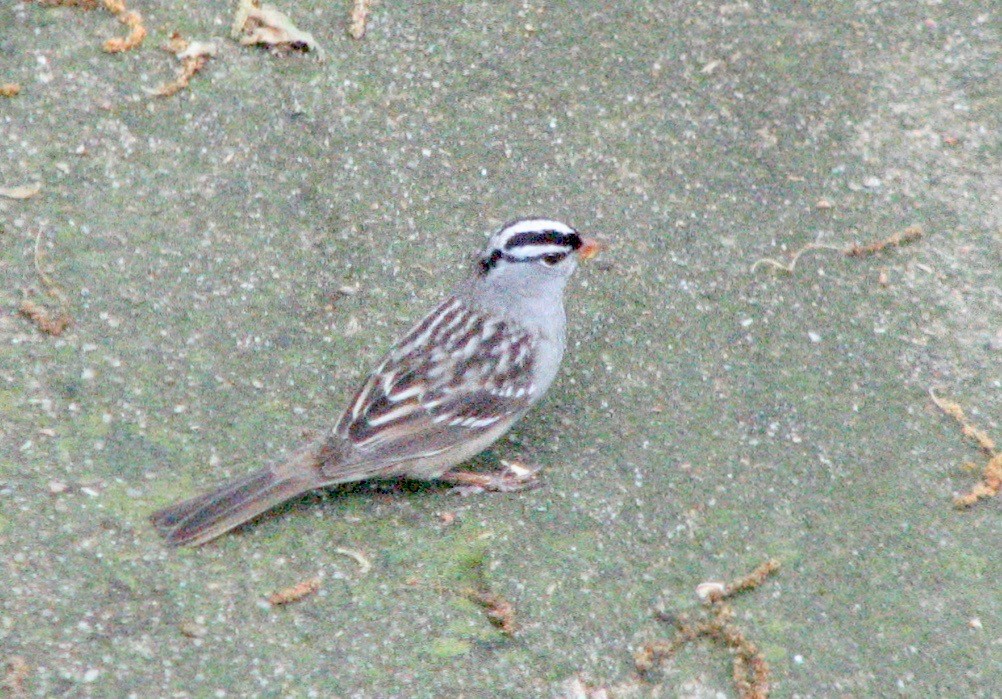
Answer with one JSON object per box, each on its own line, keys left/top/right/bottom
{"left": 750, "top": 243, "right": 844, "bottom": 274}
{"left": 36, "top": 0, "right": 146, "bottom": 53}
{"left": 930, "top": 389, "right": 1001, "bottom": 507}
{"left": 929, "top": 389, "right": 996, "bottom": 454}
{"left": 752, "top": 225, "right": 924, "bottom": 274}
{"left": 102, "top": 7, "right": 146, "bottom": 53}
{"left": 844, "top": 225, "right": 923, "bottom": 257}
{"left": 36, "top": 0, "right": 98, "bottom": 7}
{"left": 460, "top": 588, "right": 517, "bottom": 636}
{"left": 716, "top": 559, "right": 782, "bottom": 601}
{"left": 432, "top": 547, "right": 518, "bottom": 637}
{"left": 150, "top": 34, "right": 215, "bottom": 98}
{"left": 17, "top": 300, "right": 72, "bottom": 336}
{"left": 637, "top": 560, "right": 780, "bottom": 699}
{"left": 18, "top": 230, "right": 73, "bottom": 336}
{"left": 952, "top": 455, "right": 1002, "bottom": 508}
{"left": 267, "top": 577, "right": 321, "bottom": 605}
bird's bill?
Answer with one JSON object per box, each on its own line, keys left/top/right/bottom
{"left": 578, "top": 237, "right": 602, "bottom": 261}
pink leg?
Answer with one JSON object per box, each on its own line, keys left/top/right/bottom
{"left": 439, "top": 460, "right": 542, "bottom": 495}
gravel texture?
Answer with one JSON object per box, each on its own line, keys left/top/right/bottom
{"left": 1, "top": 1, "right": 999, "bottom": 696}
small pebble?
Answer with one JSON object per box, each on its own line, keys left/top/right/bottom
{"left": 179, "top": 621, "right": 208, "bottom": 638}
{"left": 987, "top": 331, "right": 1002, "bottom": 352}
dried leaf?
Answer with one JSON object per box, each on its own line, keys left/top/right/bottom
{"left": 232, "top": 0, "right": 322, "bottom": 55}
{"left": 0, "top": 183, "right": 42, "bottom": 200}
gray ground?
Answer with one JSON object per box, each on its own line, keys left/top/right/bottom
{"left": 1, "top": 1, "right": 999, "bottom": 697}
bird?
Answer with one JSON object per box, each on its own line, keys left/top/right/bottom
{"left": 150, "top": 217, "right": 600, "bottom": 546}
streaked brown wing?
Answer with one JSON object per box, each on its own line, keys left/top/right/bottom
{"left": 327, "top": 296, "right": 537, "bottom": 472}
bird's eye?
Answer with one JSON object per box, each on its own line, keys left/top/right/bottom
{"left": 541, "top": 252, "right": 564, "bottom": 266}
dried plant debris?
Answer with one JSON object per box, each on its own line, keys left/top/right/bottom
{"left": 752, "top": 225, "right": 924, "bottom": 274}
{"left": 930, "top": 389, "right": 1001, "bottom": 508}
{"left": 956, "top": 455, "right": 1002, "bottom": 508}
{"left": 714, "top": 559, "right": 781, "bottom": 601}
{"left": 460, "top": 588, "right": 517, "bottom": 636}
{"left": 844, "top": 225, "right": 924, "bottom": 257}
{"left": 332, "top": 547, "right": 372, "bottom": 575}
{"left": 438, "top": 546, "right": 518, "bottom": 636}
{"left": 2, "top": 656, "right": 29, "bottom": 697}
{"left": 39, "top": 0, "right": 146, "bottom": 53}
{"left": 347, "top": 0, "right": 373, "bottom": 39}
{"left": 101, "top": 0, "right": 146, "bottom": 53}
{"left": 0, "top": 83, "right": 21, "bottom": 97}
{"left": 0, "top": 183, "right": 42, "bottom": 199}
{"left": 19, "top": 230, "right": 73, "bottom": 336}
{"left": 178, "top": 620, "right": 208, "bottom": 638}
{"left": 637, "top": 560, "right": 780, "bottom": 699}
{"left": 36, "top": 0, "right": 98, "bottom": 7}
{"left": 18, "top": 299, "right": 72, "bottom": 336}
{"left": 231, "top": 0, "right": 322, "bottom": 56}
{"left": 150, "top": 33, "right": 215, "bottom": 98}
{"left": 267, "top": 576, "right": 321, "bottom": 605}
{"left": 929, "top": 390, "right": 996, "bottom": 453}
{"left": 750, "top": 243, "right": 845, "bottom": 275}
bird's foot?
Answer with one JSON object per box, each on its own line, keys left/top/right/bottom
{"left": 441, "top": 460, "right": 542, "bottom": 496}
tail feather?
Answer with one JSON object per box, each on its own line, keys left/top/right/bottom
{"left": 150, "top": 468, "right": 313, "bottom": 547}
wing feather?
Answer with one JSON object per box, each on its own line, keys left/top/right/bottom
{"left": 332, "top": 297, "right": 537, "bottom": 463}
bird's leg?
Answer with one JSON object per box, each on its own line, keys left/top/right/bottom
{"left": 440, "top": 460, "right": 542, "bottom": 496}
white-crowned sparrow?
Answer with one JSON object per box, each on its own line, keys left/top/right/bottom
{"left": 150, "top": 218, "right": 600, "bottom": 546}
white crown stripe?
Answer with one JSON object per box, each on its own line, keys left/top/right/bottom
{"left": 496, "top": 218, "right": 576, "bottom": 239}
{"left": 505, "top": 243, "right": 572, "bottom": 259}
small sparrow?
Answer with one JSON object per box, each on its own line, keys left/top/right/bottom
{"left": 150, "top": 218, "right": 600, "bottom": 546}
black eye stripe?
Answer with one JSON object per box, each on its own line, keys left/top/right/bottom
{"left": 479, "top": 248, "right": 570, "bottom": 274}
{"left": 479, "top": 249, "right": 504, "bottom": 274}
{"left": 479, "top": 225, "right": 581, "bottom": 275}
{"left": 504, "top": 231, "right": 582, "bottom": 251}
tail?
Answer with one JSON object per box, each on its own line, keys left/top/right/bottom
{"left": 150, "top": 467, "right": 315, "bottom": 547}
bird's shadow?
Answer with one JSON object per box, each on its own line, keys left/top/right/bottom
{"left": 223, "top": 451, "right": 506, "bottom": 540}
